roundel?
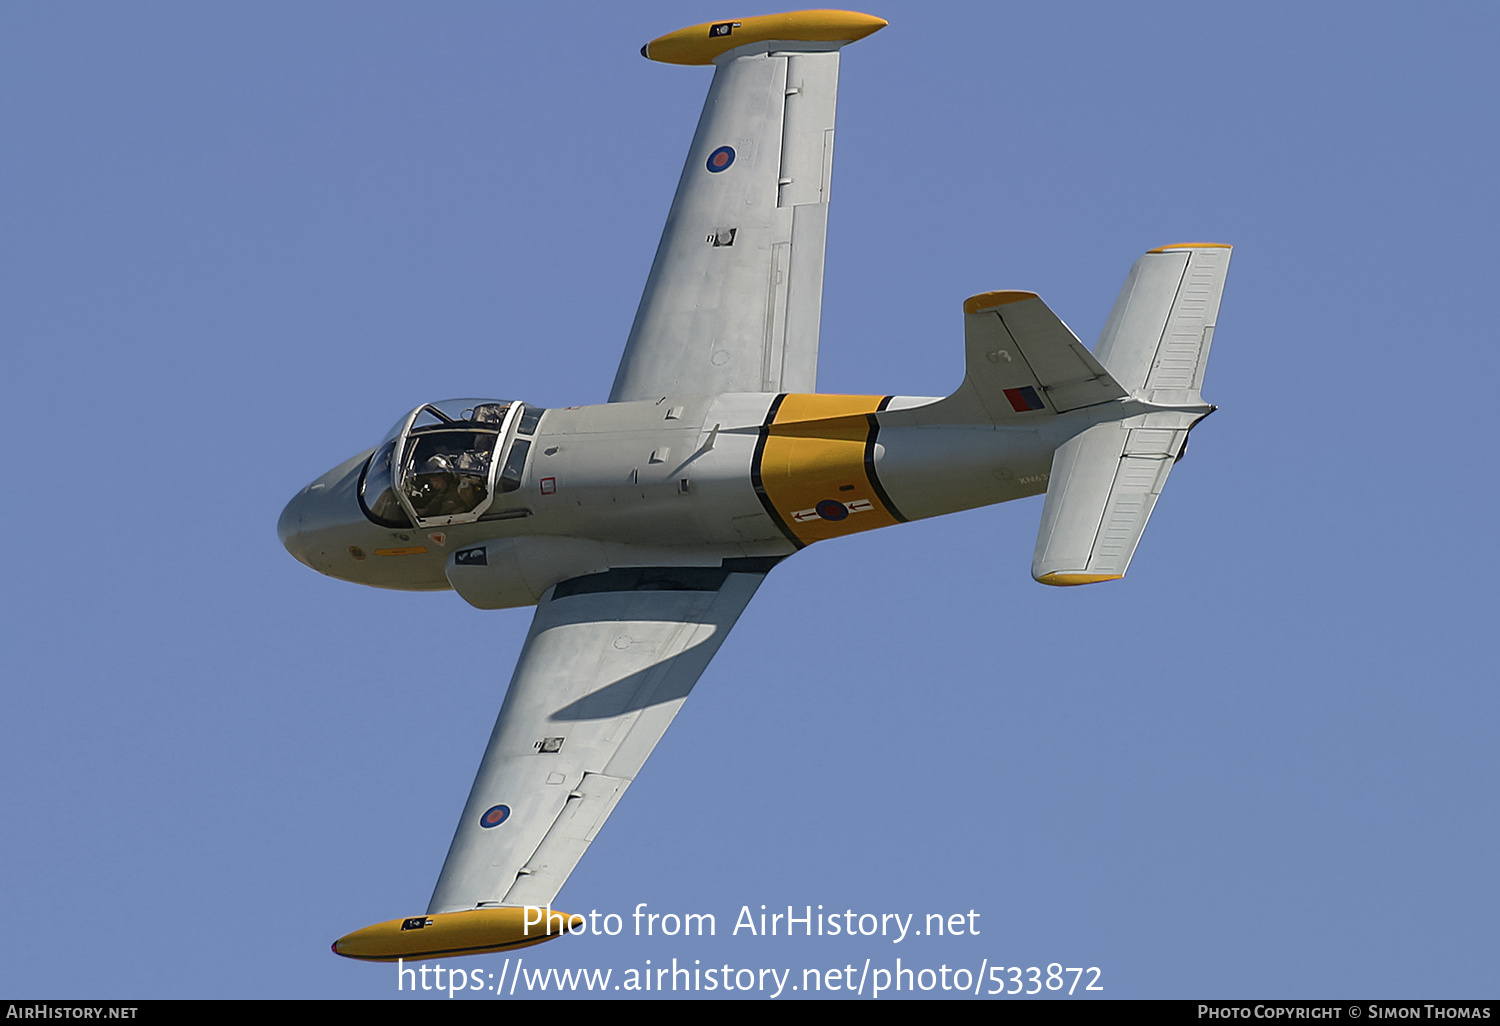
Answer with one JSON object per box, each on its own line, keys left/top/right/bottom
{"left": 706, "top": 146, "right": 735, "bottom": 173}
{"left": 479, "top": 804, "right": 511, "bottom": 828}
{"left": 815, "top": 499, "right": 849, "bottom": 522}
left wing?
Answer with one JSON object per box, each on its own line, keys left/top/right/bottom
{"left": 609, "top": 12, "right": 886, "bottom": 402}
{"left": 428, "top": 561, "right": 772, "bottom": 913}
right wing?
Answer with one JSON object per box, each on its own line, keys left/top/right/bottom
{"left": 427, "top": 560, "right": 773, "bottom": 913}
{"left": 609, "top": 12, "right": 887, "bottom": 402}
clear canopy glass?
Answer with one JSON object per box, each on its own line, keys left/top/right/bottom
{"left": 359, "top": 398, "right": 545, "bottom": 529}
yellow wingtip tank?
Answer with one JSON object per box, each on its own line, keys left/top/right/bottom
{"left": 642, "top": 9, "right": 888, "bottom": 65}
{"left": 1036, "top": 572, "right": 1125, "bottom": 587}
{"left": 332, "top": 906, "right": 581, "bottom": 962}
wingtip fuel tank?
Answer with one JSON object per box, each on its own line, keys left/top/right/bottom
{"left": 331, "top": 906, "right": 579, "bottom": 962}
{"left": 642, "top": 9, "right": 886, "bottom": 65}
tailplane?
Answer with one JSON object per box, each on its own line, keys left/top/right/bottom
{"left": 1032, "top": 243, "right": 1231, "bottom": 585}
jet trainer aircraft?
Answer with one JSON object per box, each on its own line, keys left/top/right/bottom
{"left": 279, "top": 10, "right": 1231, "bottom": 962}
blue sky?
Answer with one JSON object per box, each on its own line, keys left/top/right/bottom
{"left": 4, "top": 1, "right": 1497, "bottom": 1000}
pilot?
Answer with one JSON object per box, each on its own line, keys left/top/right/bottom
{"left": 413, "top": 455, "right": 467, "bottom": 517}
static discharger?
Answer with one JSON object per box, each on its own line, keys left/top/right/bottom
{"left": 332, "top": 906, "right": 581, "bottom": 961}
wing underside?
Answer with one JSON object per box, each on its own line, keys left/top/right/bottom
{"left": 428, "top": 563, "right": 770, "bottom": 913}
{"left": 609, "top": 46, "right": 843, "bottom": 401}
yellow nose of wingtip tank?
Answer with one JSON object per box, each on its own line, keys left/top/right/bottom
{"left": 642, "top": 9, "right": 888, "bottom": 65}
{"left": 332, "top": 906, "right": 581, "bottom": 961}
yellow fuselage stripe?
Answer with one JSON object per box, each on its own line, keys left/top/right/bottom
{"left": 755, "top": 394, "right": 902, "bottom": 546}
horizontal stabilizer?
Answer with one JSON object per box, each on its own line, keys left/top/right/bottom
{"left": 1032, "top": 243, "right": 1231, "bottom": 585}
{"left": 1032, "top": 412, "right": 1203, "bottom": 585}
{"left": 1095, "top": 243, "right": 1231, "bottom": 404}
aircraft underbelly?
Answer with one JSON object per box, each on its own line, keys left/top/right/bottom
{"left": 523, "top": 392, "right": 1054, "bottom": 554}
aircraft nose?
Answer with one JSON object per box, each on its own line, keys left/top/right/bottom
{"left": 277, "top": 494, "right": 299, "bottom": 549}
{"left": 278, "top": 485, "right": 317, "bottom": 568}
{"left": 277, "top": 450, "right": 375, "bottom": 574}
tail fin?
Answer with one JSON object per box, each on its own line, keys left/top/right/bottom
{"left": 908, "top": 291, "right": 1128, "bottom": 426}
{"left": 1032, "top": 244, "right": 1231, "bottom": 586}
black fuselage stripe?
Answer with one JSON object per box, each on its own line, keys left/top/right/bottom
{"left": 750, "top": 394, "right": 804, "bottom": 549}
{"left": 865, "top": 396, "right": 908, "bottom": 523}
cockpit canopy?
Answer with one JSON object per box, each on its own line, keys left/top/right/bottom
{"left": 359, "top": 398, "right": 544, "bottom": 529}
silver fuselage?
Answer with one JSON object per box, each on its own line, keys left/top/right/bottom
{"left": 278, "top": 391, "right": 1071, "bottom": 599}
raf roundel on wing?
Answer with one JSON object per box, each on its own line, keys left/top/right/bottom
{"left": 706, "top": 145, "right": 735, "bottom": 172}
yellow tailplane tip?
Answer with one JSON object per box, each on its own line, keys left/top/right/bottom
{"left": 963, "top": 290, "right": 1038, "bottom": 315}
{"left": 1148, "top": 242, "right": 1232, "bottom": 253}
